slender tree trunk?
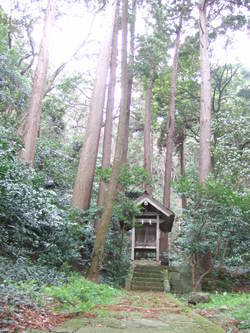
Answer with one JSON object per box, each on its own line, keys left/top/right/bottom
{"left": 71, "top": 0, "right": 118, "bottom": 210}
{"left": 87, "top": 0, "right": 128, "bottom": 282}
{"left": 179, "top": 137, "right": 187, "bottom": 209}
{"left": 163, "top": 12, "right": 183, "bottom": 208}
{"left": 143, "top": 79, "right": 153, "bottom": 195}
{"left": 96, "top": 3, "right": 119, "bottom": 229}
{"left": 8, "top": 16, "right": 12, "bottom": 50}
{"left": 199, "top": 0, "right": 211, "bottom": 183}
{"left": 19, "top": 0, "right": 55, "bottom": 165}
{"left": 162, "top": 7, "right": 183, "bottom": 254}
{"left": 121, "top": 0, "right": 136, "bottom": 163}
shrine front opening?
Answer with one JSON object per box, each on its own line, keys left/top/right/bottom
{"left": 130, "top": 193, "right": 175, "bottom": 263}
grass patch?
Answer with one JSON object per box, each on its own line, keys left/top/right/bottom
{"left": 197, "top": 292, "right": 250, "bottom": 329}
{"left": 42, "top": 273, "right": 123, "bottom": 313}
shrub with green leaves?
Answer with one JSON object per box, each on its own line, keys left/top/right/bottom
{"left": 173, "top": 176, "right": 249, "bottom": 289}
{"left": 0, "top": 9, "right": 30, "bottom": 115}
{"left": 0, "top": 120, "right": 93, "bottom": 268}
{"left": 197, "top": 292, "right": 250, "bottom": 329}
{"left": 43, "top": 273, "right": 123, "bottom": 313}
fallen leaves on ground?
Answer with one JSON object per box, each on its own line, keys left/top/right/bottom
{"left": 99, "top": 291, "right": 181, "bottom": 320}
{"left": 0, "top": 301, "right": 74, "bottom": 332}
{"left": 196, "top": 309, "right": 241, "bottom": 333}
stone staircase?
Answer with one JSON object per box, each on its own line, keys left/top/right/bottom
{"left": 131, "top": 264, "right": 165, "bottom": 292}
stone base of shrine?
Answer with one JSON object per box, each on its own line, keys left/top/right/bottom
{"left": 125, "top": 260, "right": 170, "bottom": 292}
{"left": 125, "top": 260, "right": 192, "bottom": 294}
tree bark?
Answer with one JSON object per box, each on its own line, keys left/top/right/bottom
{"left": 179, "top": 137, "right": 187, "bottom": 209}
{"left": 19, "top": 0, "right": 55, "bottom": 165}
{"left": 87, "top": 0, "right": 128, "bottom": 282}
{"left": 163, "top": 11, "right": 183, "bottom": 208}
{"left": 162, "top": 6, "right": 183, "bottom": 254}
{"left": 199, "top": 0, "right": 211, "bottom": 183}
{"left": 71, "top": 0, "right": 118, "bottom": 210}
{"left": 96, "top": 3, "right": 119, "bottom": 226}
{"left": 121, "top": 0, "right": 136, "bottom": 164}
{"left": 143, "top": 79, "right": 153, "bottom": 195}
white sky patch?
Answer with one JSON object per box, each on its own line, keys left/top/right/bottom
{"left": 211, "top": 30, "right": 250, "bottom": 69}
{"left": 0, "top": 0, "right": 249, "bottom": 72}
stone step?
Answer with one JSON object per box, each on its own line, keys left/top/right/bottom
{"left": 133, "top": 276, "right": 163, "bottom": 283}
{"left": 134, "top": 267, "right": 164, "bottom": 272}
{"left": 133, "top": 272, "right": 163, "bottom": 279}
{"left": 134, "top": 266, "right": 164, "bottom": 271}
{"left": 132, "top": 281, "right": 164, "bottom": 289}
{"left": 131, "top": 284, "right": 164, "bottom": 291}
{"left": 130, "top": 264, "right": 167, "bottom": 292}
{"left": 135, "top": 267, "right": 163, "bottom": 272}
{"left": 133, "top": 271, "right": 164, "bottom": 276}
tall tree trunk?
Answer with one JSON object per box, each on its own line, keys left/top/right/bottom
{"left": 143, "top": 78, "right": 153, "bottom": 195}
{"left": 87, "top": 0, "right": 128, "bottom": 282}
{"left": 71, "top": 0, "right": 118, "bottom": 210}
{"left": 195, "top": 1, "right": 212, "bottom": 290}
{"left": 179, "top": 136, "right": 187, "bottom": 209}
{"left": 163, "top": 12, "right": 183, "bottom": 208}
{"left": 199, "top": 0, "right": 211, "bottom": 183}
{"left": 96, "top": 3, "right": 119, "bottom": 229}
{"left": 121, "top": 0, "right": 136, "bottom": 163}
{"left": 19, "top": 0, "right": 55, "bottom": 165}
{"left": 161, "top": 8, "right": 183, "bottom": 254}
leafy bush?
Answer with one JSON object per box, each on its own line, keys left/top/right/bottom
{"left": 0, "top": 257, "right": 69, "bottom": 330}
{"left": 0, "top": 256, "right": 68, "bottom": 287}
{"left": 0, "top": 120, "right": 93, "bottom": 268}
{"left": 102, "top": 218, "right": 130, "bottom": 287}
{"left": 173, "top": 176, "right": 249, "bottom": 290}
{"left": 43, "top": 273, "right": 123, "bottom": 313}
{"left": 197, "top": 292, "right": 250, "bottom": 329}
{"left": 0, "top": 10, "right": 30, "bottom": 115}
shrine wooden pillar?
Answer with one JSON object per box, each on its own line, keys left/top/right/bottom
{"left": 156, "top": 214, "right": 160, "bottom": 262}
{"left": 131, "top": 218, "right": 135, "bottom": 260}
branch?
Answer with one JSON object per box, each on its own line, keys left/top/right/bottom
{"left": 194, "top": 239, "right": 219, "bottom": 291}
{"left": 177, "top": 87, "right": 200, "bottom": 101}
{"left": 239, "top": 140, "right": 250, "bottom": 150}
{"left": 212, "top": 65, "right": 238, "bottom": 114}
{"left": 44, "top": 13, "right": 97, "bottom": 96}
{"left": 20, "top": 24, "right": 36, "bottom": 75}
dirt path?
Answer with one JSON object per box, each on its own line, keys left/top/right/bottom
{"left": 28, "top": 292, "right": 225, "bottom": 333}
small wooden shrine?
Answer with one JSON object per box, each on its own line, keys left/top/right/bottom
{"left": 131, "top": 193, "right": 175, "bottom": 262}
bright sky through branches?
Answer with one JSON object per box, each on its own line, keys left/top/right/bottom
{"left": 1, "top": 0, "right": 250, "bottom": 72}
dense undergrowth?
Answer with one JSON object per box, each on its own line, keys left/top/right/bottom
{"left": 0, "top": 118, "right": 131, "bottom": 280}
{"left": 43, "top": 274, "right": 123, "bottom": 313}
{"left": 196, "top": 292, "right": 250, "bottom": 330}
{"left": 0, "top": 116, "right": 137, "bottom": 330}
{"left": 0, "top": 259, "right": 123, "bottom": 330}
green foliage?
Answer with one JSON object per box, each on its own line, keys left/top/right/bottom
{"left": 0, "top": 256, "right": 68, "bottom": 287}
{"left": 0, "top": 116, "right": 135, "bottom": 286}
{"left": 0, "top": 9, "right": 30, "bottom": 115}
{"left": 43, "top": 273, "right": 123, "bottom": 313}
{"left": 174, "top": 177, "right": 249, "bottom": 270}
{"left": 102, "top": 218, "right": 131, "bottom": 287}
{"left": 95, "top": 165, "right": 150, "bottom": 227}
{"left": 34, "top": 137, "right": 78, "bottom": 201}
{"left": 197, "top": 292, "right": 250, "bottom": 329}
{"left": 0, "top": 119, "right": 94, "bottom": 268}
{"left": 0, "top": 257, "right": 69, "bottom": 328}
{"left": 211, "top": 66, "right": 250, "bottom": 186}
{"left": 118, "top": 165, "right": 151, "bottom": 191}
{"left": 135, "top": 34, "right": 166, "bottom": 80}
{"left": 0, "top": 281, "right": 45, "bottom": 329}
{"left": 95, "top": 165, "right": 149, "bottom": 285}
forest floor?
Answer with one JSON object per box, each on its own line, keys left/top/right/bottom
{"left": 27, "top": 291, "right": 226, "bottom": 333}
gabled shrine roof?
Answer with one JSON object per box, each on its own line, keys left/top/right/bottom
{"left": 135, "top": 193, "right": 175, "bottom": 232}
